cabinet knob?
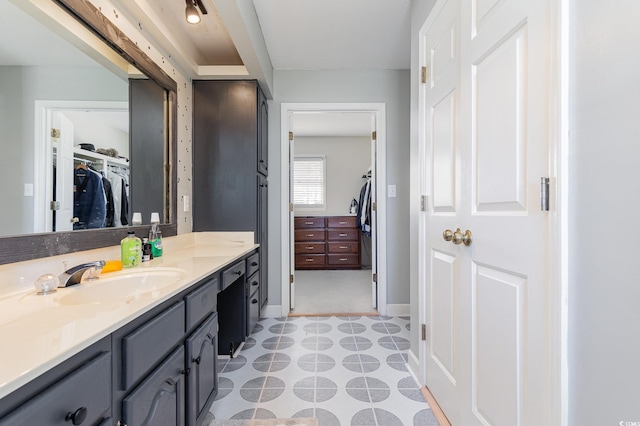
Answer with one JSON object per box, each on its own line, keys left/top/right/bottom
{"left": 193, "top": 356, "right": 201, "bottom": 365}
{"left": 182, "top": 368, "right": 191, "bottom": 376}
{"left": 252, "top": 299, "right": 258, "bottom": 304}
{"left": 252, "top": 281, "right": 258, "bottom": 286}
{"left": 65, "top": 407, "right": 88, "bottom": 425}
{"left": 251, "top": 261, "right": 258, "bottom": 266}
{"left": 234, "top": 271, "right": 242, "bottom": 276}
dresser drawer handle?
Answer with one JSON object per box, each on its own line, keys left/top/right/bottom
{"left": 305, "top": 221, "right": 314, "bottom": 225}
{"left": 339, "top": 221, "right": 348, "bottom": 224}
{"left": 306, "top": 234, "right": 315, "bottom": 237}
{"left": 339, "top": 246, "right": 348, "bottom": 249}
{"left": 339, "top": 233, "right": 348, "bottom": 237}
{"left": 305, "top": 259, "right": 314, "bottom": 262}
{"left": 339, "top": 258, "right": 348, "bottom": 261}
{"left": 306, "top": 246, "right": 314, "bottom": 250}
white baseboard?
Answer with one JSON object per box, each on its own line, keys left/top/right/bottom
{"left": 260, "top": 304, "right": 283, "bottom": 318}
{"left": 407, "top": 348, "right": 422, "bottom": 386}
{"left": 386, "top": 304, "right": 410, "bottom": 317}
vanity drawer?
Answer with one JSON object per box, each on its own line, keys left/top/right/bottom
{"left": 222, "top": 260, "right": 245, "bottom": 290}
{"left": 327, "top": 254, "right": 360, "bottom": 266}
{"left": 246, "top": 252, "right": 259, "bottom": 277}
{"left": 327, "top": 216, "right": 357, "bottom": 228}
{"left": 185, "top": 275, "right": 219, "bottom": 331}
{"left": 327, "top": 229, "right": 359, "bottom": 241}
{"left": 294, "top": 217, "right": 325, "bottom": 228}
{"left": 295, "top": 242, "right": 325, "bottom": 254}
{"left": 294, "top": 229, "right": 326, "bottom": 242}
{"left": 247, "top": 270, "right": 260, "bottom": 294}
{"left": 0, "top": 352, "right": 111, "bottom": 426}
{"left": 122, "top": 301, "right": 185, "bottom": 389}
{"left": 327, "top": 241, "right": 359, "bottom": 254}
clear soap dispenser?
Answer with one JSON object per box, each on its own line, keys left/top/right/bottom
{"left": 149, "top": 212, "right": 163, "bottom": 258}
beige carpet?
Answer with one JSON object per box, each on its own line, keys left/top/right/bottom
{"left": 291, "top": 269, "right": 375, "bottom": 314}
{"left": 207, "top": 418, "right": 317, "bottom": 426}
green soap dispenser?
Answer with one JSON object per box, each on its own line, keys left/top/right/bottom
{"left": 149, "top": 212, "right": 163, "bottom": 257}
{"left": 121, "top": 231, "right": 142, "bottom": 268}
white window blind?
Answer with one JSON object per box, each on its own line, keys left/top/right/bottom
{"left": 293, "top": 156, "right": 325, "bottom": 208}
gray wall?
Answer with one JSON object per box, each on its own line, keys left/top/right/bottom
{"left": 294, "top": 136, "right": 370, "bottom": 217}
{"left": 267, "top": 69, "right": 411, "bottom": 306}
{"left": 569, "top": 0, "right": 640, "bottom": 423}
{"left": 0, "top": 65, "right": 127, "bottom": 236}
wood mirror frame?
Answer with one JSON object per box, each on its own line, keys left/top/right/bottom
{"left": 0, "top": 0, "right": 178, "bottom": 265}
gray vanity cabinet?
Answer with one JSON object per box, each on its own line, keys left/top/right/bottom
{"left": 185, "top": 313, "right": 218, "bottom": 425}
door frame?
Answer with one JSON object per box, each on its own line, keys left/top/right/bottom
{"left": 416, "top": 0, "right": 567, "bottom": 424}
{"left": 280, "top": 102, "right": 387, "bottom": 317}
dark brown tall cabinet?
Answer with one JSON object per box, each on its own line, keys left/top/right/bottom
{"left": 193, "top": 80, "right": 268, "bottom": 313}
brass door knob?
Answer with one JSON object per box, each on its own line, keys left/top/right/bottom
{"left": 452, "top": 228, "right": 473, "bottom": 246}
{"left": 443, "top": 229, "right": 453, "bottom": 242}
{"left": 452, "top": 228, "right": 463, "bottom": 245}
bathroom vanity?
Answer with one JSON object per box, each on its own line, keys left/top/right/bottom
{"left": 0, "top": 232, "right": 258, "bottom": 426}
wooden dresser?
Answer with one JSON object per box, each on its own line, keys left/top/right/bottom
{"left": 294, "top": 216, "right": 361, "bottom": 270}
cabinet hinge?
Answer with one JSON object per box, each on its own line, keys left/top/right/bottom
{"left": 372, "top": 131, "right": 377, "bottom": 140}
{"left": 421, "top": 324, "right": 429, "bottom": 341}
{"left": 372, "top": 273, "right": 377, "bottom": 283}
{"left": 421, "top": 66, "right": 429, "bottom": 84}
{"left": 372, "top": 202, "right": 377, "bottom": 212}
{"left": 289, "top": 131, "right": 294, "bottom": 141}
{"left": 540, "top": 177, "right": 550, "bottom": 211}
{"left": 290, "top": 274, "right": 294, "bottom": 284}
{"left": 51, "top": 128, "right": 60, "bottom": 138}
{"left": 420, "top": 195, "right": 427, "bottom": 212}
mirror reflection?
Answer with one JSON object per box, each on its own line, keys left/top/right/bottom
{"left": 0, "top": 0, "right": 167, "bottom": 238}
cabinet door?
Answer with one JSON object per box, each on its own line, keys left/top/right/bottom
{"left": 258, "top": 89, "right": 268, "bottom": 176}
{"left": 122, "top": 347, "right": 186, "bottom": 426}
{"left": 0, "top": 352, "right": 111, "bottom": 426}
{"left": 185, "top": 313, "right": 218, "bottom": 426}
{"left": 258, "top": 174, "right": 268, "bottom": 308}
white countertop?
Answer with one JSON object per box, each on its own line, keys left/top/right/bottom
{"left": 0, "top": 232, "right": 258, "bottom": 399}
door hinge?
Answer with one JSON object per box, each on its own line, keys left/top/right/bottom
{"left": 373, "top": 273, "right": 377, "bottom": 283}
{"left": 420, "top": 195, "right": 427, "bottom": 212}
{"left": 540, "top": 177, "right": 550, "bottom": 211}
{"left": 290, "top": 274, "right": 294, "bottom": 284}
{"left": 51, "top": 128, "right": 60, "bottom": 138}
{"left": 421, "top": 324, "right": 429, "bottom": 341}
{"left": 372, "top": 202, "right": 377, "bottom": 212}
{"left": 289, "top": 202, "right": 294, "bottom": 212}
{"left": 289, "top": 131, "right": 294, "bottom": 141}
{"left": 50, "top": 201, "right": 60, "bottom": 211}
{"left": 372, "top": 131, "right": 377, "bottom": 140}
{"left": 421, "top": 66, "right": 429, "bottom": 84}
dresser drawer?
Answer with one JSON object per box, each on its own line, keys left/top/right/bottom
{"left": 327, "top": 229, "right": 359, "bottom": 241}
{"left": 327, "top": 216, "right": 357, "bottom": 228}
{"left": 246, "top": 252, "right": 259, "bottom": 277}
{"left": 295, "top": 242, "right": 326, "bottom": 254}
{"left": 294, "top": 217, "right": 325, "bottom": 228}
{"left": 327, "top": 254, "right": 360, "bottom": 266}
{"left": 295, "top": 229, "right": 326, "bottom": 241}
{"left": 185, "top": 275, "right": 219, "bottom": 331}
{"left": 327, "top": 241, "right": 359, "bottom": 254}
{"left": 222, "top": 260, "right": 245, "bottom": 290}
{"left": 295, "top": 254, "right": 326, "bottom": 267}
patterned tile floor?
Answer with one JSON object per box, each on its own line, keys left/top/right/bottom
{"left": 209, "top": 315, "right": 440, "bottom": 426}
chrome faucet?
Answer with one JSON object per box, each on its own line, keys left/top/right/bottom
{"left": 58, "top": 261, "right": 106, "bottom": 288}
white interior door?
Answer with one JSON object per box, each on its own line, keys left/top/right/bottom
{"left": 370, "top": 116, "right": 378, "bottom": 309}
{"left": 53, "top": 112, "right": 74, "bottom": 232}
{"left": 422, "top": 0, "right": 553, "bottom": 424}
{"left": 289, "top": 126, "right": 296, "bottom": 310}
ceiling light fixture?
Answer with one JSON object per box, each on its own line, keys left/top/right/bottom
{"left": 185, "top": 0, "right": 208, "bottom": 25}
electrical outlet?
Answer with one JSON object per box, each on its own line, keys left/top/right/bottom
{"left": 183, "top": 195, "right": 190, "bottom": 212}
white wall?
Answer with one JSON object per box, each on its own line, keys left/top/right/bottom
{"left": 268, "top": 69, "right": 410, "bottom": 306}
{"left": 294, "top": 136, "right": 370, "bottom": 217}
{"left": 569, "top": 0, "right": 640, "bottom": 423}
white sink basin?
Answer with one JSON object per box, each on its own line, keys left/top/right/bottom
{"left": 57, "top": 267, "right": 185, "bottom": 305}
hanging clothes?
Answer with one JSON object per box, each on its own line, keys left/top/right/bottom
{"left": 356, "top": 179, "right": 372, "bottom": 236}
{"left": 73, "top": 166, "right": 107, "bottom": 229}
{"left": 107, "top": 168, "right": 129, "bottom": 227}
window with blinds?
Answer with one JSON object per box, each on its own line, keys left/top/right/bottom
{"left": 293, "top": 155, "right": 326, "bottom": 209}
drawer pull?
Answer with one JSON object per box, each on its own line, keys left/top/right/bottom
{"left": 339, "top": 233, "right": 348, "bottom": 237}
{"left": 251, "top": 261, "right": 258, "bottom": 266}
{"left": 252, "top": 280, "right": 259, "bottom": 286}
{"left": 305, "top": 259, "right": 314, "bottom": 262}
{"left": 339, "top": 246, "right": 348, "bottom": 249}
{"left": 305, "top": 221, "right": 314, "bottom": 225}
{"left": 339, "top": 221, "right": 348, "bottom": 224}
{"left": 65, "top": 407, "right": 88, "bottom": 425}
{"left": 306, "top": 246, "right": 314, "bottom": 250}
{"left": 340, "top": 258, "right": 348, "bottom": 261}
{"left": 306, "top": 234, "right": 315, "bottom": 237}
{"left": 252, "top": 299, "right": 258, "bottom": 304}
{"left": 234, "top": 270, "right": 242, "bottom": 276}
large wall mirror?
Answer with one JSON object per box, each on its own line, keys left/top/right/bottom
{"left": 0, "top": 0, "right": 177, "bottom": 264}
